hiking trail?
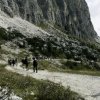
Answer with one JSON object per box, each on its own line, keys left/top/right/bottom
{"left": 6, "top": 63, "right": 100, "bottom": 100}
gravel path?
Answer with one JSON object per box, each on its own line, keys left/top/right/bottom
{"left": 6, "top": 64, "right": 100, "bottom": 100}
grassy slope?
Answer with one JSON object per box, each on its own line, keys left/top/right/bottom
{"left": 0, "top": 64, "right": 83, "bottom": 100}
{"left": 38, "top": 60, "right": 100, "bottom": 76}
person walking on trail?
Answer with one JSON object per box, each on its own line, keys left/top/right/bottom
{"left": 33, "top": 57, "right": 38, "bottom": 73}
{"left": 24, "top": 56, "right": 29, "bottom": 70}
{"left": 8, "top": 59, "right": 12, "bottom": 66}
{"left": 12, "top": 59, "right": 16, "bottom": 66}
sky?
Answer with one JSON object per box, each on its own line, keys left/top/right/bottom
{"left": 86, "top": 0, "right": 100, "bottom": 36}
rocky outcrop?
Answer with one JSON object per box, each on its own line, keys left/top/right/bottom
{"left": 0, "top": 0, "right": 97, "bottom": 39}
{"left": 0, "top": 86, "right": 22, "bottom": 100}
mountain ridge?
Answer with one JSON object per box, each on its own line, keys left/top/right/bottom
{"left": 0, "top": 0, "right": 97, "bottom": 39}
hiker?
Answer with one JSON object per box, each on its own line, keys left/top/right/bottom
{"left": 8, "top": 59, "right": 12, "bottom": 66}
{"left": 21, "top": 57, "right": 29, "bottom": 70}
{"left": 25, "top": 57, "right": 29, "bottom": 70}
{"left": 12, "top": 59, "right": 16, "bottom": 66}
{"left": 32, "top": 57, "right": 38, "bottom": 73}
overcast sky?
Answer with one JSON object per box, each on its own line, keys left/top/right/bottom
{"left": 86, "top": 0, "right": 100, "bottom": 36}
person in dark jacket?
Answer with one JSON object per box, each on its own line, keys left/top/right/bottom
{"left": 12, "top": 59, "right": 16, "bottom": 66}
{"left": 24, "top": 56, "right": 29, "bottom": 70}
{"left": 8, "top": 59, "right": 12, "bottom": 66}
{"left": 33, "top": 57, "right": 38, "bottom": 73}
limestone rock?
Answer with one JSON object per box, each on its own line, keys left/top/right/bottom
{"left": 0, "top": 0, "right": 97, "bottom": 39}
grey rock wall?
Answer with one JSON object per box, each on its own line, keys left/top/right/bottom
{"left": 0, "top": 0, "right": 97, "bottom": 39}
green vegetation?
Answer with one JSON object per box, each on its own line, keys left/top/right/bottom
{"left": 0, "top": 27, "right": 24, "bottom": 41}
{"left": 9, "top": 30, "right": 25, "bottom": 39}
{"left": 37, "top": 22, "right": 48, "bottom": 29}
{"left": 68, "top": 34, "right": 100, "bottom": 51}
{"left": 26, "top": 37, "right": 65, "bottom": 58}
{"left": 36, "top": 82, "right": 83, "bottom": 100}
{"left": 0, "top": 64, "right": 83, "bottom": 100}
{"left": 0, "top": 27, "right": 8, "bottom": 40}
{"left": 54, "top": 24, "right": 67, "bottom": 34}
{"left": 0, "top": 48, "right": 9, "bottom": 55}
{"left": 38, "top": 60, "right": 62, "bottom": 71}
{"left": 63, "top": 60, "right": 95, "bottom": 70}
{"left": 37, "top": 60, "right": 100, "bottom": 76}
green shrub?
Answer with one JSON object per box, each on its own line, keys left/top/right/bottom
{"left": 0, "top": 27, "right": 24, "bottom": 41}
{"left": 37, "top": 22, "right": 48, "bottom": 29}
{"left": 0, "top": 27, "right": 8, "bottom": 40}
{"left": 36, "top": 81, "right": 83, "bottom": 100}
{"left": 65, "top": 60, "right": 81, "bottom": 70}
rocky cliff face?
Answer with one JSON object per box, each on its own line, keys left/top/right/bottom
{"left": 0, "top": 0, "right": 100, "bottom": 70}
{"left": 0, "top": 0, "right": 97, "bottom": 39}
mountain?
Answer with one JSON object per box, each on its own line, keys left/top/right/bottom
{"left": 0, "top": 1, "right": 100, "bottom": 100}
{"left": 0, "top": 0, "right": 97, "bottom": 39}
{"left": 0, "top": 0, "right": 100, "bottom": 70}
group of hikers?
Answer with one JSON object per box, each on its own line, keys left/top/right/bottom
{"left": 8, "top": 56, "right": 38, "bottom": 73}
{"left": 8, "top": 58, "right": 17, "bottom": 66}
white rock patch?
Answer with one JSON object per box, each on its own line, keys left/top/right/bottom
{"left": 0, "top": 86, "right": 22, "bottom": 100}
{"left": 0, "top": 10, "right": 50, "bottom": 39}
